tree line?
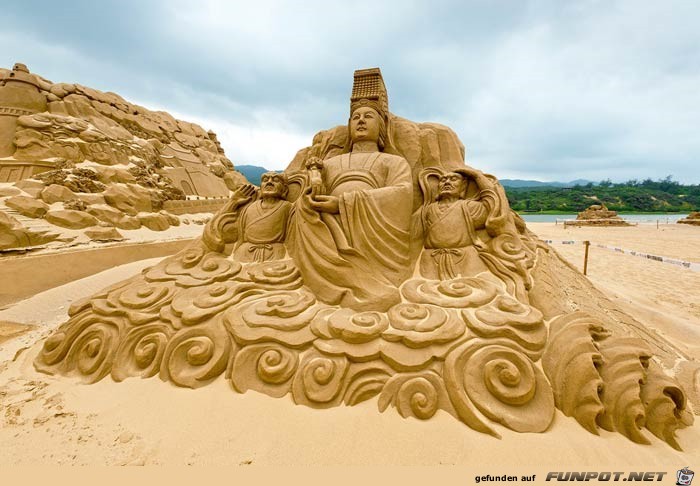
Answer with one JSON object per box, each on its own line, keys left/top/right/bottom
{"left": 504, "top": 176, "right": 700, "bottom": 213}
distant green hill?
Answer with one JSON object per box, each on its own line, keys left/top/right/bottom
{"left": 505, "top": 177, "right": 700, "bottom": 213}
{"left": 235, "top": 164, "right": 268, "bottom": 186}
{"left": 234, "top": 172, "right": 596, "bottom": 189}
{"left": 500, "top": 178, "right": 594, "bottom": 188}
{"left": 229, "top": 169, "right": 698, "bottom": 213}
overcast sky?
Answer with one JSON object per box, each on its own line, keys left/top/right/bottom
{"left": 3, "top": 0, "right": 699, "bottom": 183}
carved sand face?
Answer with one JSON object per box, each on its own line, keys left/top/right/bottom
{"left": 438, "top": 172, "right": 467, "bottom": 199}
{"left": 349, "top": 106, "right": 381, "bottom": 143}
{"left": 260, "top": 173, "right": 286, "bottom": 198}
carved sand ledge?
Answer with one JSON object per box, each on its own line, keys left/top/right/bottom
{"left": 34, "top": 68, "right": 694, "bottom": 449}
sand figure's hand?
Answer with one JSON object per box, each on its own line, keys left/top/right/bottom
{"left": 460, "top": 167, "right": 492, "bottom": 192}
{"left": 230, "top": 184, "right": 257, "bottom": 210}
{"left": 459, "top": 167, "right": 481, "bottom": 180}
{"left": 308, "top": 194, "right": 339, "bottom": 214}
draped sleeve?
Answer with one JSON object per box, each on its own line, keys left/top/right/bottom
{"left": 285, "top": 152, "right": 414, "bottom": 311}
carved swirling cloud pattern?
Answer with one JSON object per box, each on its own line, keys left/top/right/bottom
{"left": 33, "top": 236, "right": 693, "bottom": 448}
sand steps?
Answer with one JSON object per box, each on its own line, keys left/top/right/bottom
{"left": 0, "top": 199, "right": 58, "bottom": 234}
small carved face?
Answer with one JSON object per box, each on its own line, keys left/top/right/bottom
{"left": 438, "top": 172, "right": 467, "bottom": 199}
{"left": 349, "top": 106, "right": 381, "bottom": 143}
{"left": 260, "top": 172, "right": 287, "bottom": 198}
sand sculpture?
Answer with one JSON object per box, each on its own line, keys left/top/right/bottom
{"left": 0, "top": 209, "right": 60, "bottom": 249}
{"left": 34, "top": 68, "right": 694, "bottom": 448}
{"left": 571, "top": 203, "right": 631, "bottom": 226}
{"left": 0, "top": 63, "right": 234, "bottom": 192}
{"left": 678, "top": 211, "right": 700, "bottom": 226}
{"left": 0, "top": 62, "right": 247, "bottom": 249}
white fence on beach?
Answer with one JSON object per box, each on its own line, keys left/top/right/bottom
{"left": 543, "top": 239, "right": 700, "bottom": 273}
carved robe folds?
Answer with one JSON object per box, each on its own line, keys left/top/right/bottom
{"left": 420, "top": 200, "right": 489, "bottom": 280}
{"left": 234, "top": 199, "right": 291, "bottom": 262}
{"left": 287, "top": 152, "right": 413, "bottom": 312}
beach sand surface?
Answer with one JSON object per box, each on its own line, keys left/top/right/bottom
{"left": 529, "top": 222, "right": 700, "bottom": 361}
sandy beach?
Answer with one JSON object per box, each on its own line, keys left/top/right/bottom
{"left": 529, "top": 222, "right": 700, "bottom": 362}
{"left": 0, "top": 221, "right": 698, "bottom": 467}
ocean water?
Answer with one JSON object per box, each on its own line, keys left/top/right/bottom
{"left": 519, "top": 213, "right": 690, "bottom": 223}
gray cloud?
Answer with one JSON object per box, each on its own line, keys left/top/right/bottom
{"left": 2, "top": 0, "right": 699, "bottom": 182}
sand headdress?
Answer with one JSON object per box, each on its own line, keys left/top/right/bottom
{"left": 350, "top": 67, "right": 389, "bottom": 121}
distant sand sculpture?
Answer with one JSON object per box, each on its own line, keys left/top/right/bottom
{"left": 678, "top": 211, "right": 700, "bottom": 226}
{"left": 0, "top": 63, "right": 247, "bottom": 250}
{"left": 569, "top": 204, "right": 631, "bottom": 226}
{"left": 34, "top": 68, "right": 694, "bottom": 448}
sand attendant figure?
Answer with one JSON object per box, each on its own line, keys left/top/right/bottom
{"left": 419, "top": 169, "right": 491, "bottom": 280}
{"left": 231, "top": 171, "right": 291, "bottom": 262}
{"left": 202, "top": 172, "right": 291, "bottom": 261}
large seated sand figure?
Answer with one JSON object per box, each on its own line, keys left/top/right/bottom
{"left": 34, "top": 68, "right": 694, "bottom": 449}
{"left": 286, "top": 93, "right": 413, "bottom": 311}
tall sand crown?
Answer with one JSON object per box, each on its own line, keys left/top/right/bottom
{"left": 350, "top": 67, "right": 389, "bottom": 119}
